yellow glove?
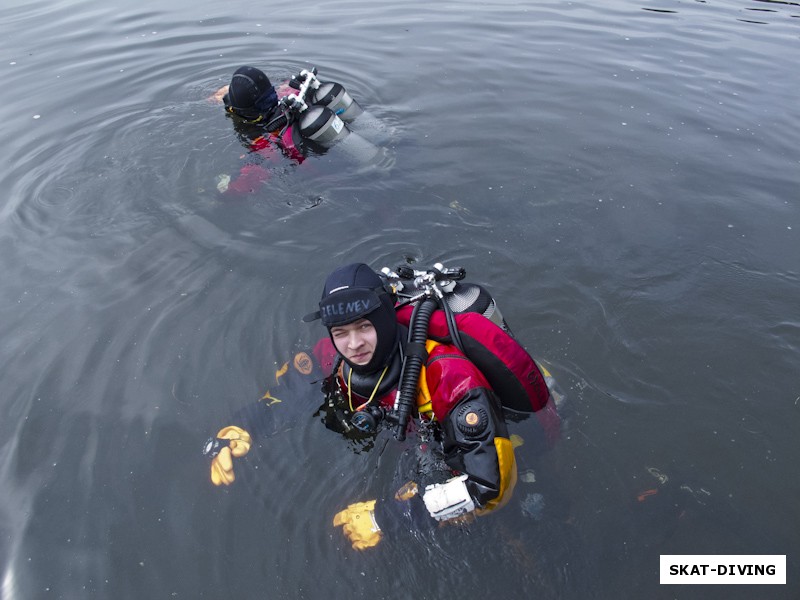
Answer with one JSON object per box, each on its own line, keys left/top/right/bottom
{"left": 332, "top": 500, "right": 382, "bottom": 550}
{"left": 208, "top": 426, "right": 252, "bottom": 486}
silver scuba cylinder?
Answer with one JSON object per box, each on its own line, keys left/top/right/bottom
{"left": 298, "top": 106, "right": 350, "bottom": 147}
{"left": 331, "top": 130, "right": 383, "bottom": 164}
{"left": 312, "top": 82, "right": 364, "bottom": 123}
{"left": 442, "top": 282, "right": 506, "bottom": 330}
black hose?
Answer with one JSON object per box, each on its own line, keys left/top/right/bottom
{"left": 265, "top": 110, "right": 290, "bottom": 135}
{"left": 392, "top": 297, "right": 437, "bottom": 441}
{"left": 441, "top": 293, "right": 466, "bottom": 354}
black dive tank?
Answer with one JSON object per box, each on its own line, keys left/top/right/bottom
{"left": 298, "top": 106, "right": 350, "bottom": 147}
{"left": 312, "top": 82, "right": 363, "bottom": 123}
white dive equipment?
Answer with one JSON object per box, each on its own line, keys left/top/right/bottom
{"left": 422, "top": 475, "right": 476, "bottom": 521}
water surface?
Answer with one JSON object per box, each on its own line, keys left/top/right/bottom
{"left": 0, "top": 0, "right": 798, "bottom": 597}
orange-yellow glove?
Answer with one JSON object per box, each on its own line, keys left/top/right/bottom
{"left": 208, "top": 426, "right": 252, "bottom": 486}
{"left": 332, "top": 500, "right": 382, "bottom": 550}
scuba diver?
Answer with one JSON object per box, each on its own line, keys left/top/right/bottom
{"left": 210, "top": 65, "right": 384, "bottom": 194}
{"left": 204, "top": 262, "right": 561, "bottom": 550}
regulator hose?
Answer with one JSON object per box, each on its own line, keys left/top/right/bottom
{"left": 264, "top": 112, "right": 289, "bottom": 133}
{"left": 441, "top": 291, "right": 466, "bottom": 355}
{"left": 392, "top": 297, "right": 438, "bottom": 441}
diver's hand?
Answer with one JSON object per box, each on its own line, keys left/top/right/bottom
{"left": 422, "top": 474, "right": 476, "bottom": 521}
{"left": 332, "top": 500, "right": 382, "bottom": 550}
{"left": 209, "top": 85, "right": 229, "bottom": 103}
{"left": 205, "top": 426, "right": 252, "bottom": 486}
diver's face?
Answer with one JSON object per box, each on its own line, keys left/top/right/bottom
{"left": 330, "top": 319, "right": 377, "bottom": 366}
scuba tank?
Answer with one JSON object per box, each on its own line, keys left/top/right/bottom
{"left": 289, "top": 68, "right": 363, "bottom": 123}
{"left": 284, "top": 68, "right": 382, "bottom": 161}
{"left": 311, "top": 78, "right": 391, "bottom": 149}
{"left": 282, "top": 69, "right": 352, "bottom": 148}
{"left": 297, "top": 106, "right": 349, "bottom": 147}
{"left": 389, "top": 268, "right": 508, "bottom": 332}
{"left": 312, "top": 81, "right": 364, "bottom": 123}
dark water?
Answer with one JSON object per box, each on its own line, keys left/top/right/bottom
{"left": 1, "top": 0, "right": 798, "bottom": 597}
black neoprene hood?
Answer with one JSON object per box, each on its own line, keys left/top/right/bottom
{"left": 313, "top": 263, "right": 399, "bottom": 375}
{"left": 227, "top": 66, "right": 272, "bottom": 109}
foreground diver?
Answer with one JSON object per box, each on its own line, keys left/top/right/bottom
{"left": 211, "top": 65, "right": 381, "bottom": 194}
{"left": 204, "top": 263, "right": 560, "bottom": 550}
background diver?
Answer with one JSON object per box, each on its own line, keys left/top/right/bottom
{"left": 210, "top": 65, "right": 386, "bottom": 194}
